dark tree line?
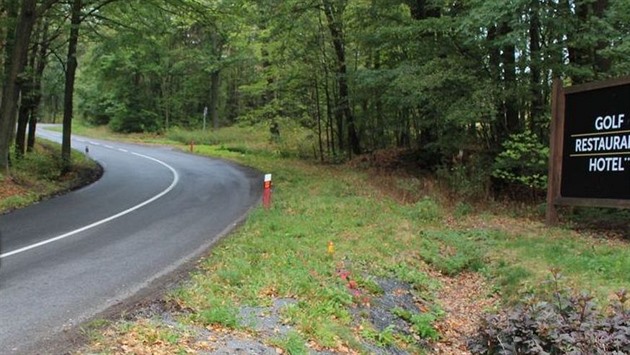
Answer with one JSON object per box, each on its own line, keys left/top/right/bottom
{"left": 1, "top": 0, "right": 628, "bottom": 189}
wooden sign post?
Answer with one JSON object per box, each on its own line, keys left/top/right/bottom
{"left": 546, "top": 76, "right": 630, "bottom": 225}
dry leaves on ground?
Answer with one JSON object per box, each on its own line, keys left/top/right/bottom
{"left": 0, "top": 177, "right": 26, "bottom": 200}
{"left": 430, "top": 271, "right": 499, "bottom": 355}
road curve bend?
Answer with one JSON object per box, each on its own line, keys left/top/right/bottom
{"left": 0, "top": 128, "right": 261, "bottom": 354}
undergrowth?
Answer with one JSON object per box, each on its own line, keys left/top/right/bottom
{"left": 0, "top": 140, "right": 99, "bottom": 213}
{"left": 469, "top": 270, "right": 630, "bottom": 354}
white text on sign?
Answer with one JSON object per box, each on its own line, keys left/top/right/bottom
{"left": 594, "top": 114, "right": 624, "bottom": 130}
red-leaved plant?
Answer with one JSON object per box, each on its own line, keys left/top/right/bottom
{"left": 468, "top": 270, "right": 629, "bottom": 354}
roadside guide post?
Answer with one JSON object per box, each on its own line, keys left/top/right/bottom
{"left": 263, "top": 174, "right": 272, "bottom": 209}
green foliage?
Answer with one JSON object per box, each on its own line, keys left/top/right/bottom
{"left": 454, "top": 202, "right": 473, "bottom": 217}
{"left": 1, "top": 141, "right": 99, "bottom": 213}
{"left": 197, "top": 303, "right": 239, "bottom": 329}
{"left": 0, "top": 194, "right": 39, "bottom": 212}
{"left": 436, "top": 160, "right": 492, "bottom": 201}
{"left": 489, "top": 262, "right": 534, "bottom": 302}
{"left": 385, "top": 264, "right": 435, "bottom": 292}
{"left": 492, "top": 131, "right": 549, "bottom": 190}
{"left": 12, "top": 146, "right": 61, "bottom": 181}
{"left": 269, "top": 331, "right": 309, "bottom": 355}
{"left": 393, "top": 307, "right": 440, "bottom": 341}
{"left": 402, "top": 197, "right": 442, "bottom": 223}
{"left": 360, "top": 324, "right": 397, "bottom": 347}
{"left": 65, "top": 0, "right": 630, "bottom": 184}
{"left": 77, "top": 0, "right": 253, "bottom": 133}
{"left": 417, "top": 230, "right": 491, "bottom": 276}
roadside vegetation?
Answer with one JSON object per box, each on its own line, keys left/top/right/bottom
{"left": 0, "top": 140, "right": 100, "bottom": 214}
{"left": 56, "top": 122, "right": 627, "bottom": 354}
{"left": 1, "top": 0, "right": 628, "bottom": 353}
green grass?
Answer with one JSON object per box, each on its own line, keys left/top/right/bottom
{"left": 493, "top": 230, "right": 630, "bottom": 300}
{"left": 269, "top": 331, "right": 309, "bottom": 355}
{"left": 0, "top": 140, "right": 99, "bottom": 214}
{"left": 63, "top": 123, "right": 629, "bottom": 353}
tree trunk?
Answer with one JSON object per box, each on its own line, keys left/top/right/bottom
{"left": 15, "top": 22, "right": 41, "bottom": 157}
{"left": 567, "top": 0, "right": 610, "bottom": 83}
{"left": 314, "top": 77, "right": 324, "bottom": 162}
{"left": 0, "top": 0, "right": 38, "bottom": 173}
{"left": 210, "top": 70, "right": 220, "bottom": 130}
{"left": 592, "top": 0, "right": 610, "bottom": 76}
{"left": 209, "top": 31, "right": 221, "bottom": 131}
{"left": 324, "top": 67, "right": 335, "bottom": 157}
{"left": 405, "top": 0, "right": 441, "bottom": 156}
{"left": 322, "top": 0, "right": 360, "bottom": 156}
{"left": 15, "top": 75, "right": 32, "bottom": 157}
{"left": 28, "top": 17, "right": 50, "bottom": 152}
{"left": 405, "top": 0, "right": 440, "bottom": 20}
{"left": 529, "top": 1, "right": 544, "bottom": 135}
{"left": 62, "top": 0, "right": 81, "bottom": 171}
{"left": 500, "top": 21, "right": 519, "bottom": 137}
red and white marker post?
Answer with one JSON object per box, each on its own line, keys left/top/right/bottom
{"left": 263, "top": 174, "right": 272, "bottom": 209}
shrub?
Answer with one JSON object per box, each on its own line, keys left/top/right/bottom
{"left": 405, "top": 197, "right": 442, "bottom": 223}
{"left": 492, "top": 131, "right": 549, "bottom": 191}
{"left": 436, "top": 157, "right": 492, "bottom": 201}
{"left": 469, "top": 272, "right": 630, "bottom": 354}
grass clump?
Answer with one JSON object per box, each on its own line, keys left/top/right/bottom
{"left": 269, "top": 331, "right": 309, "bottom": 354}
{"left": 393, "top": 307, "right": 440, "bottom": 341}
{"left": 360, "top": 324, "right": 397, "bottom": 347}
{"left": 197, "top": 304, "right": 240, "bottom": 328}
{"left": 415, "top": 230, "right": 491, "bottom": 276}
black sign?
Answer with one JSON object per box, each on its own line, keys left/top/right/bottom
{"left": 561, "top": 83, "right": 630, "bottom": 199}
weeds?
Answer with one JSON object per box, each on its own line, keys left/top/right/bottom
{"left": 361, "top": 323, "right": 397, "bottom": 347}
{"left": 393, "top": 307, "right": 440, "bottom": 341}
{"left": 269, "top": 331, "right": 309, "bottom": 354}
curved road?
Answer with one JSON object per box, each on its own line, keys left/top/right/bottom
{"left": 0, "top": 128, "right": 261, "bottom": 353}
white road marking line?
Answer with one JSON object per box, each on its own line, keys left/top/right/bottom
{"left": 118, "top": 149, "right": 128, "bottom": 153}
{"left": 104, "top": 145, "right": 114, "bottom": 149}
{"left": 0, "top": 152, "right": 180, "bottom": 259}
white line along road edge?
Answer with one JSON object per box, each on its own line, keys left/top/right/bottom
{"left": 0, "top": 152, "right": 180, "bottom": 259}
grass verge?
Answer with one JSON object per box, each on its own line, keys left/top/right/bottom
{"left": 51, "top": 123, "right": 629, "bottom": 353}
{"left": 0, "top": 140, "right": 101, "bottom": 214}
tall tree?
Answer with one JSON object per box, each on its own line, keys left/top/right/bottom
{"left": 61, "top": 0, "right": 81, "bottom": 170}
{"left": 0, "top": 0, "right": 38, "bottom": 173}
{"left": 322, "top": 0, "right": 360, "bottom": 155}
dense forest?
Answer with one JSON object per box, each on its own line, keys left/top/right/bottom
{"left": 0, "top": 0, "right": 628, "bottom": 193}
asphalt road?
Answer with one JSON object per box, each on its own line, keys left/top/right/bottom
{"left": 0, "top": 127, "right": 261, "bottom": 354}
